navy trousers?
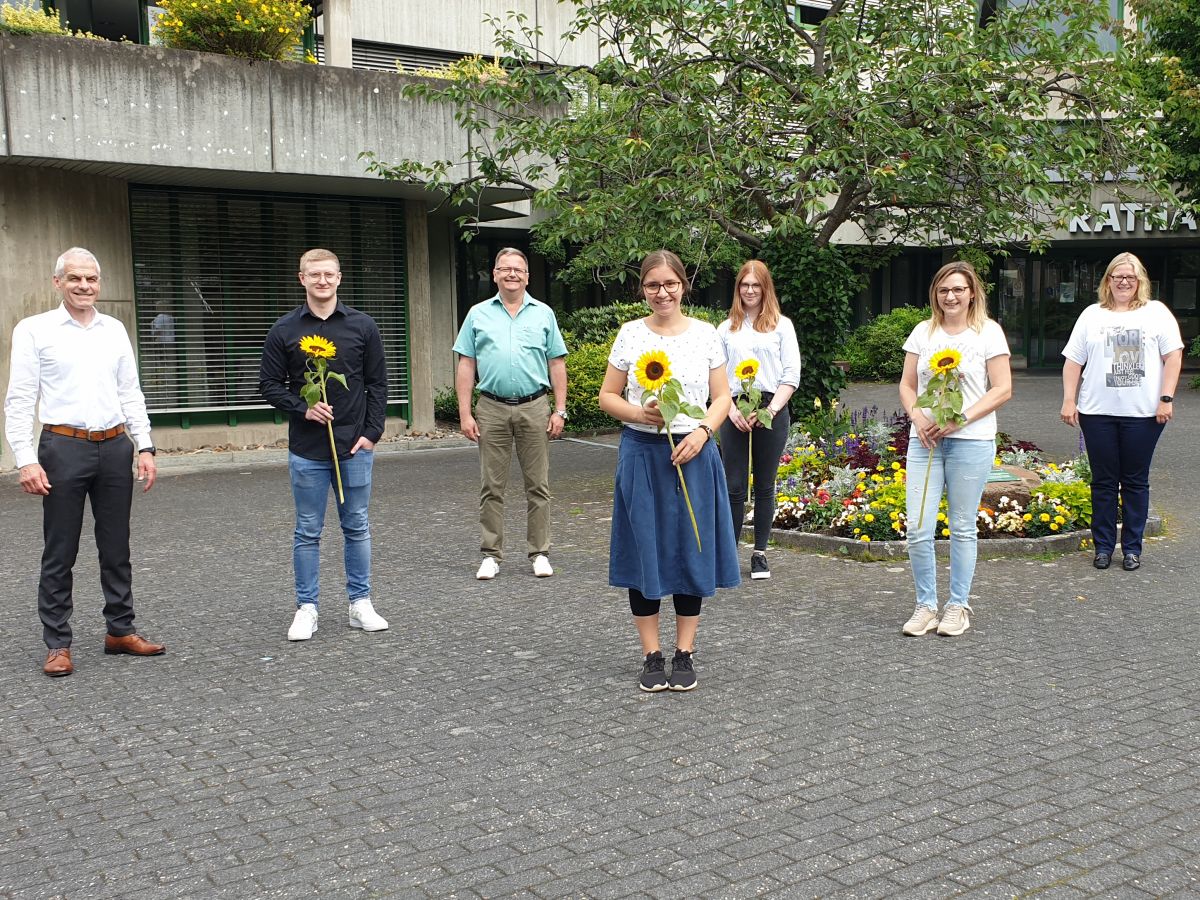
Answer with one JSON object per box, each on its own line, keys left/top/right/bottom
{"left": 1078, "top": 413, "right": 1165, "bottom": 557}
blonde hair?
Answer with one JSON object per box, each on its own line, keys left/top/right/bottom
{"left": 728, "top": 260, "right": 781, "bottom": 333}
{"left": 299, "top": 248, "right": 340, "bottom": 271}
{"left": 928, "top": 261, "right": 989, "bottom": 334}
{"left": 1098, "top": 252, "right": 1150, "bottom": 310}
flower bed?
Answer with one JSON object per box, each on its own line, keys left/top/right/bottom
{"left": 764, "top": 404, "right": 1101, "bottom": 553}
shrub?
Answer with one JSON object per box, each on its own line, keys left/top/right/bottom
{"left": 564, "top": 342, "right": 618, "bottom": 432}
{"left": 840, "top": 306, "right": 932, "bottom": 382}
{"left": 0, "top": 2, "right": 102, "bottom": 38}
{"left": 153, "top": 0, "right": 311, "bottom": 61}
{"left": 561, "top": 302, "right": 647, "bottom": 345}
{"left": 433, "top": 385, "right": 463, "bottom": 424}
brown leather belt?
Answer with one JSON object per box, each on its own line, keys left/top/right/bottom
{"left": 44, "top": 424, "right": 126, "bottom": 442}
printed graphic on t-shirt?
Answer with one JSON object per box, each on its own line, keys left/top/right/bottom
{"left": 1102, "top": 327, "right": 1144, "bottom": 388}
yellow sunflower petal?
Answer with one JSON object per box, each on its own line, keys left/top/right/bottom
{"left": 299, "top": 334, "right": 337, "bottom": 358}
{"left": 635, "top": 350, "right": 672, "bottom": 392}
{"left": 929, "top": 348, "right": 961, "bottom": 374}
{"left": 735, "top": 358, "right": 759, "bottom": 380}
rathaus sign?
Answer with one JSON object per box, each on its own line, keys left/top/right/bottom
{"left": 1069, "top": 203, "right": 1198, "bottom": 235}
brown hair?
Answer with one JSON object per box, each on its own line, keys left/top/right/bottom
{"left": 928, "top": 261, "right": 989, "bottom": 334}
{"left": 299, "top": 248, "right": 340, "bottom": 271}
{"left": 1098, "top": 252, "right": 1150, "bottom": 310}
{"left": 639, "top": 250, "right": 690, "bottom": 297}
{"left": 728, "top": 260, "right": 781, "bottom": 333}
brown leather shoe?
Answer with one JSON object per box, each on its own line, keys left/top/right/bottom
{"left": 44, "top": 648, "right": 73, "bottom": 677}
{"left": 104, "top": 633, "right": 166, "bottom": 656}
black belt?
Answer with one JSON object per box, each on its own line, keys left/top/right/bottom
{"left": 480, "top": 387, "right": 548, "bottom": 405}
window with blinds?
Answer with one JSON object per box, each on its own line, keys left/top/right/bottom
{"left": 129, "top": 186, "right": 409, "bottom": 416}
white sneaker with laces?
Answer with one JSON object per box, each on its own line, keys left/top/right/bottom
{"left": 936, "top": 604, "right": 972, "bottom": 637}
{"left": 532, "top": 554, "right": 553, "bottom": 577}
{"left": 348, "top": 598, "right": 388, "bottom": 632}
{"left": 476, "top": 557, "right": 500, "bottom": 580}
{"left": 901, "top": 606, "right": 940, "bottom": 636}
{"left": 288, "top": 603, "right": 318, "bottom": 641}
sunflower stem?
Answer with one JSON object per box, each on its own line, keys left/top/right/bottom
{"left": 665, "top": 431, "right": 703, "bottom": 553}
{"left": 321, "top": 380, "right": 345, "bottom": 504}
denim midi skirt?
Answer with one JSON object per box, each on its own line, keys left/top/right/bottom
{"left": 609, "top": 428, "right": 741, "bottom": 599}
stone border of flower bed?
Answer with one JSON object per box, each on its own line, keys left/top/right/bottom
{"left": 756, "top": 515, "right": 1162, "bottom": 562}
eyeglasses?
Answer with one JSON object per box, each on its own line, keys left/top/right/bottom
{"left": 494, "top": 267, "right": 528, "bottom": 276}
{"left": 739, "top": 283, "right": 763, "bottom": 292}
{"left": 936, "top": 285, "right": 971, "bottom": 298}
{"left": 303, "top": 272, "right": 340, "bottom": 283}
{"left": 1109, "top": 275, "right": 1138, "bottom": 285}
{"left": 643, "top": 280, "right": 683, "bottom": 295}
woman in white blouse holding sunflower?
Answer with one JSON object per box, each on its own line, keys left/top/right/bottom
{"left": 899, "top": 261, "right": 1011, "bottom": 639}
{"left": 599, "top": 250, "right": 740, "bottom": 694}
{"left": 717, "top": 260, "right": 801, "bottom": 581}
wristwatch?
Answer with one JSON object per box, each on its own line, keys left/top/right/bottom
{"left": 1161, "top": 395, "right": 1174, "bottom": 403}
{"left": 555, "top": 409, "right": 569, "bottom": 421}
{"left": 140, "top": 446, "right": 157, "bottom": 455}
{"left": 698, "top": 424, "right": 714, "bottom": 439}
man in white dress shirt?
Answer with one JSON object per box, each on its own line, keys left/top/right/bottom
{"left": 4, "top": 248, "right": 166, "bottom": 677}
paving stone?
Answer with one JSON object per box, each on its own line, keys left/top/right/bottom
{"left": 2, "top": 374, "right": 1199, "bottom": 897}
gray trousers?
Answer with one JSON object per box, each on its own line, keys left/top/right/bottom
{"left": 37, "top": 431, "right": 138, "bottom": 648}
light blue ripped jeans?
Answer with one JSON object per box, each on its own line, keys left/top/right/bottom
{"left": 905, "top": 438, "right": 995, "bottom": 611}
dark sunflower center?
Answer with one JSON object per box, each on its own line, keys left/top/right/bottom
{"left": 646, "top": 362, "right": 664, "bottom": 380}
{"left": 936, "top": 356, "right": 954, "bottom": 368}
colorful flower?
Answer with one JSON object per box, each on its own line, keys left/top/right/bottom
{"left": 735, "top": 358, "right": 760, "bottom": 381}
{"left": 929, "top": 348, "right": 962, "bottom": 374}
{"left": 299, "top": 334, "right": 336, "bottom": 358}
{"left": 634, "top": 350, "right": 671, "bottom": 392}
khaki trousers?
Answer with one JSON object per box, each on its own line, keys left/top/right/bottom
{"left": 475, "top": 393, "right": 552, "bottom": 560}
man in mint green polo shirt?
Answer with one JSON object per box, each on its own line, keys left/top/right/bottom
{"left": 454, "top": 248, "right": 569, "bottom": 580}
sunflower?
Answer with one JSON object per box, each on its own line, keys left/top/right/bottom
{"left": 929, "top": 348, "right": 961, "bottom": 374}
{"left": 735, "top": 358, "right": 759, "bottom": 380}
{"left": 634, "top": 350, "right": 671, "bottom": 391}
{"left": 299, "top": 334, "right": 336, "bottom": 358}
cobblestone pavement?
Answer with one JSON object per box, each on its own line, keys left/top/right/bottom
{"left": 2, "top": 374, "right": 1198, "bottom": 898}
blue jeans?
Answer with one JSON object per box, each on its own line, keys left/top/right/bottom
{"left": 906, "top": 438, "right": 994, "bottom": 611}
{"left": 1077, "top": 414, "right": 1164, "bottom": 557}
{"left": 289, "top": 450, "right": 374, "bottom": 608}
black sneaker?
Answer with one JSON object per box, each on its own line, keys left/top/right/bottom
{"left": 751, "top": 552, "right": 771, "bottom": 580}
{"left": 668, "top": 649, "right": 697, "bottom": 692}
{"left": 639, "top": 651, "right": 668, "bottom": 692}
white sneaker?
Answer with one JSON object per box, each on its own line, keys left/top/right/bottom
{"left": 348, "top": 598, "right": 388, "bottom": 632}
{"left": 901, "top": 605, "right": 940, "bottom": 636}
{"left": 288, "top": 603, "right": 318, "bottom": 641}
{"left": 476, "top": 557, "right": 500, "bottom": 580}
{"left": 532, "top": 554, "right": 553, "bottom": 577}
{"left": 937, "top": 604, "right": 972, "bottom": 637}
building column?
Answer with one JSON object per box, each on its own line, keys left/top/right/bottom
{"left": 324, "top": 0, "right": 352, "bottom": 68}
{"left": 405, "top": 200, "right": 434, "bottom": 432}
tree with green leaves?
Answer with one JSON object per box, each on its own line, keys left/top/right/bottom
{"left": 1135, "top": 0, "right": 1200, "bottom": 198}
{"left": 365, "top": 0, "right": 1173, "bottom": 398}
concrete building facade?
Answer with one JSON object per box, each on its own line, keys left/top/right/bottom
{"left": 1, "top": 2, "right": 584, "bottom": 469}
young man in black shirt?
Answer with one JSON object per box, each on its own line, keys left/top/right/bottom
{"left": 259, "top": 249, "right": 389, "bottom": 641}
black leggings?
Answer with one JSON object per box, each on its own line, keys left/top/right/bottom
{"left": 719, "top": 403, "right": 791, "bottom": 549}
{"left": 629, "top": 588, "right": 702, "bottom": 618}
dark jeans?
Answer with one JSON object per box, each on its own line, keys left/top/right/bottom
{"left": 719, "top": 402, "right": 791, "bottom": 550}
{"left": 37, "top": 431, "right": 138, "bottom": 648}
{"left": 1078, "top": 413, "right": 1165, "bottom": 557}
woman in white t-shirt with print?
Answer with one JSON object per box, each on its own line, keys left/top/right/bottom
{"left": 599, "top": 250, "right": 740, "bottom": 694}
{"left": 1060, "top": 252, "right": 1184, "bottom": 572}
{"left": 899, "top": 261, "right": 1012, "bottom": 638}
